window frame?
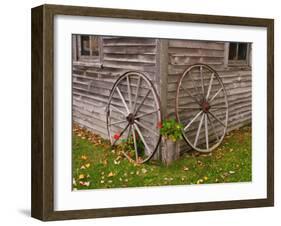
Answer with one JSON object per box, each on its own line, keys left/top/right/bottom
{"left": 224, "top": 42, "right": 251, "bottom": 67}
{"left": 72, "top": 35, "right": 103, "bottom": 63}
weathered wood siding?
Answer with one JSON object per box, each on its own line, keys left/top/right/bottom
{"left": 72, "top": 36, "right": 158, "bottom": 138}
{"left": 166, "top": 39, "right": 251, "bottom": 152}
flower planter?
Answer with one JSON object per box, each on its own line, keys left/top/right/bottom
{"left": 161, "top": 138, "right": 180, "bottom": 166}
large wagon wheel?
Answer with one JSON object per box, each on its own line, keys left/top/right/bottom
{"left": 106, "top": 71, "right": 161, "bottom": 163}
{"left": 175, "top": 64, "right": 228, "bottom": 152}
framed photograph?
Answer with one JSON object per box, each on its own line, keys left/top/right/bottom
{"left": 31, "top": 4, "right": 274, "bottom": 221}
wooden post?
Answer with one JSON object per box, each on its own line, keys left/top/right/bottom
{"left": 156, "top": 39, "right": 180, "bottom": 164}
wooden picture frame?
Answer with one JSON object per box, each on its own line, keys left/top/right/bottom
{"left": 31, "top": 4, "right": 274, "bottom": 221}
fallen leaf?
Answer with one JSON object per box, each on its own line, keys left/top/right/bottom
{"left": 203, "top": 176, "right": 208, "bottom": 180}
{"left": 79, "top": 181, "right": 90, "bottom": 186}
{"left": 229, "top": 170, "right": 235, "bottom": 174}
{"left": 85, "top": 163, "right": 91, "bottom": 168}
{"left": 81, "top": 155, "right": 87, "bottom": 160}
{"left": 108, "top": 180, "right": 112, "bottom": 183}
{"left": 196, "top": 179, "right": 204, "bottom": 184}
{"left": 141, "top": 168, "right": 148, "bottom": 174}
{"left": 114, "top": 159, "right": 120, "bottom": 165}
{"left": 100, "top": 180, "right": 104, "bottom": 184}
{"left": 108, "top": 172, "right": 115, "bottom": 177}
{"left": 183, "top": 166, "right": 189, "bottom": 171}
{"left": 78, "top": 174, "right": 85, "bottom": 179}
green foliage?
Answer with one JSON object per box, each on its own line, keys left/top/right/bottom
{"left": 119, "top": 135, "right": 145, "bottom": 156}
{"left": 159, "top": 119, "right": 183, "bottom": 142}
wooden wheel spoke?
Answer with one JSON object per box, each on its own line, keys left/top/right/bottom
{"left": 189, "top": 72, "right": 204, "bottom": 100}
{"left": 135, "top": 109, "right": 159, "bottom": 119}
{"left": 209, "top": 107, "right": 227, "bottom": 110}
{"left": 207, "top": 113, "right": 219, "bottom": 141}
{"left": 134, "top": 89, "right": 151, "bottom": 115}
{"left": 116, "top": 87, "right": 130, "bottom": 114}
{"left": 184, "top": 110, "right": 203, "bottom": 131}
{"left": 209, "top": 87, "right": 223, "bottom": 102}
{"left": 194, "top": 114, "right": 205, "bottom": 147}
{"left": 204, "top": 114, "right": 209, "bottom": 151}
{"left": 131, "top": 126, "right": 139, "bottom": 161}
{"left": 127, "top": 75, "right": 132, "bottom": 111}
{"left": 134, "top": 120, "right": 158, "bottom": 136}
{"left": 108, "top": 119, "right": 127, "bottom": 126}
{"left": 209, "top": 111, "right": 226, "bottom": 128}
{"left": 134, "top": 124, "right": 152, "bottom": 154}
{"left": 181, "top": 86, "right": 201, "bottom": 106}
{"left": 112, "top": 123, "right": 130, "bottom": 146}
{"left": 132, "top": 76, "right": 141, "bottom": 112}
{"left": 206, "top": 73, "right": 214, "bottom": 100}
{"left": 110, "top": 105, "right": 127, "bottom": 116}
{"left": 178, "top": 106, "right": 201, "bottom": 110}
{"left": 200, "top": 66, "right": 205, "bottom": 98}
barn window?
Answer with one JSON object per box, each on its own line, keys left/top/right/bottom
{"left": 73, "top": 35, "right": 103, "bottom": 62}
{"left": 228, "top": 42, "right": 251, "bottom": 66}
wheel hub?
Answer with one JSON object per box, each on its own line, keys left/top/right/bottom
{"left": 126, "top": 113, "right": 135, "bottom": 124}
{"left": 201, "top": 101, "right": 210, "bottom": 113}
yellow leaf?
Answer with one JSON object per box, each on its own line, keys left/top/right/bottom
{"left": 204, "top": 176, "right": 208, "bottom": 180}
{"left": 108, "top": 172, "right": 114, "bottom": 177}
{"left": 78, "top": 174, "right": 85, "bottom": 179}
{"left": 196, "top": 179, "right": 204, "bottom": 184}
{"left": 80, "top": 165, "right": 86, "bottom": 169}
{"left": 183, "top": 167, "right": 189, "bottom": 171}
{"left": 81, "top": 155, "right": 87, "bottom": 160}
{"left": 85, "top": 163, "right": 91, "bottom": 168}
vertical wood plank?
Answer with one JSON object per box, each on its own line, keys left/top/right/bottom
{"left": 72, "top": 35, "right": 77, "bottom": 61}
{"left": 224, "top": 42, "right": 230, "bottom": 67}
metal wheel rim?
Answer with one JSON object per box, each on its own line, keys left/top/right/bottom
{"left": 175, "top": 64, "right": 229, "bottom": 153}
{"left": 106, "top": 71, "right": 162, "bottom": 163}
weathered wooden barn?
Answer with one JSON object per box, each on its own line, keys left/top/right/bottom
{"left": 72, "top": 35, "right": 251, "bottom": 159}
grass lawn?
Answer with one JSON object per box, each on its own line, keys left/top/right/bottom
{"left": 72, "top": 125, "right": 252, "bottom": 190}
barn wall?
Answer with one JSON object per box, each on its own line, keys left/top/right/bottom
{"left": 166, "top": 39, "right": 252, "bottom": 152}
{"left": 72, "top": 36, "right": 158, "bottom": 138}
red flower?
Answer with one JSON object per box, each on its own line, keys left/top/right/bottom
{"left": 113, "top": 133, "right": 121, "bottom": 140}
{"left": 157, "top": 121, "right": 163, "bottom": 128}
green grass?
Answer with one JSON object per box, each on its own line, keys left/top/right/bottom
{"left": 72, "top": 126, "right": 251, "bottom": 190}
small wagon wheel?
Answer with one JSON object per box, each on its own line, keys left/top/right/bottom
{"left": 175, "top": 64, "right": 228, "bottom": 152}
{"left": 106, "top": 71, "right": 162, "bottom": 163}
